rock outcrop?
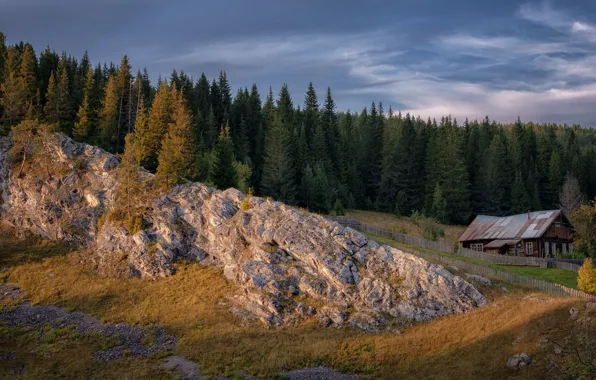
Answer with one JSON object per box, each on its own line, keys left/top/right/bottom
{"left": 0, "top": 134, "right": 488, "bottom": 331}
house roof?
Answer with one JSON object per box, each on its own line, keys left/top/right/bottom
{"left": 484, "top": 239, "right": 521, "bottom": 249}
{"left": 459, "top": 210, "right": 568, "bottom": 242}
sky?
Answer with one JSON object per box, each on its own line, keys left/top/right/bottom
{"left": 2, "top": 0, "right": 596, "bottom": 126}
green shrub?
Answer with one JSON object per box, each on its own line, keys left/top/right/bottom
{"left": 333, "top": 199, "right": 345, "bottom": 216}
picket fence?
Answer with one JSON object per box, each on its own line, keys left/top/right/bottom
{"left": 328, "top": 217, "right": 594, "bottom": 300}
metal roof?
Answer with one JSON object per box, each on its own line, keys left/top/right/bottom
{"left": 459, "top": 210, "right": 564, "bottom": 242}
{"left": 484, "top": 239, "right": 521, "bottom": 249}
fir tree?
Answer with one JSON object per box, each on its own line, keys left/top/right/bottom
{"left": 43, "top": 72, "right": 59, "bottom": 124}
{"left": 73, "top": 68, "right": 96, "bottom": 141}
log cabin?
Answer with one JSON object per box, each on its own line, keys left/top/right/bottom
{"left": 458, "top": 210, "right": 574, "bottom": 258}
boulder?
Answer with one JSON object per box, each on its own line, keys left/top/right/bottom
{"left": 465, "top": 274, "right": 492, "bottom": 287}
{"left": 0, "top": 134, "right": 489, "bottom": 330}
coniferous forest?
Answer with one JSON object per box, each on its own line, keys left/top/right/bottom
{"left": 2, "top": 33, "right": 596, "bottom": 225}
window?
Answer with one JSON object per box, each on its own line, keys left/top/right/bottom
{"left": 470, "top": 243, "right": 483, "bottom": 252}
{"left": 525, "top": 242, "right": 534, "bottom": 256}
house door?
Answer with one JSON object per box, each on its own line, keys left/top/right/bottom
{"left": 526, "top": 242, "right": 534, "bottom": 256}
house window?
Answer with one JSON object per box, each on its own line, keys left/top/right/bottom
{"left": 470, "top": 243, "right": 483, "bottom": 252}
{"left": 526, "top": 242, "right": 534, "bottom": 256}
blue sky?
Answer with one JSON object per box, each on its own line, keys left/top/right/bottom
{"left": 2, "top": 0, "right": 596, "bottom": 125}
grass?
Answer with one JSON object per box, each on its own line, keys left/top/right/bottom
{"left": 0, "top": 323, "right": 173, "bottom": 379}
{"left": 341, "top": 210, "right": 466, "bottom": 244}
{"left": 366, "top": 233, "right": 579, "bottom": 289}
{"left": 1, "top": 227, "right": 594, "bottom": 379}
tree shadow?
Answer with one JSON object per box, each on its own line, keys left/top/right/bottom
{"left": 0, "top": 225, "right": 72, "bottom": 268}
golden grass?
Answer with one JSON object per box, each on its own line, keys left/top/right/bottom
{"left": 342, "top": 210, "right": 466, "bottom": 244}
{"left": 0, "top": 229, "right": 592, "bottom": 379}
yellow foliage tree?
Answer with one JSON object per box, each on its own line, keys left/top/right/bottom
{"left": 578, "top": 258, "right": 596, "bottom": 295}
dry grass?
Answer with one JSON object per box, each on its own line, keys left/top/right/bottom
{"left": 1, "top": 229, "right": 593, "bottom": 379}
{"left": 342, "top": 210, "right": 466, "bottom": 244}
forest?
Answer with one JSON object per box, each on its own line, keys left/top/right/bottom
{"left": 1, "top": 32, "right": 596, "bottom": 227}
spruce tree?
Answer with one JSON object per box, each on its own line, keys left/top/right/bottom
{"left": 43, "top": 72, "right": 59, "bottom": 124}
{"left": 211, "top": 123, "right": 238, "bottom": 190}
{"left": 310, "top": 164, "right": 332, "bottom": 213}
{"left": 114, "top": 133, "right": 148, "bottom": 221}
{"left": 156, "top": 90, "right": 196, "bottom": 189}
{"left": 478, "top": 133, "right": 509, "bottom": 215}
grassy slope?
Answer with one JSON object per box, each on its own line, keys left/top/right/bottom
{"left": 342, "top": 210, "right": 466, "bottom": 245}
{"left": 367, "top": 233, "right": 579, "bottom": 289}
{"left": 0, "top": 229, "right": 593, "bottom": 379}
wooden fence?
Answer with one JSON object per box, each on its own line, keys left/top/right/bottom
{"left": 327, "top": 218, "right": 594, "bottom": 300}
{"left": 330, "top": 217, "right": 583, "bottom": 272}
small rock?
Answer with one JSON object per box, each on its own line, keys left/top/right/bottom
{"left": 539, "top": 338, "right": 549, "bottom": 344}
{"left": 512, "top": 336, "right": 523, "bottom": 345}
{"left": 501, "top": 286, "right": 509, "bottom": 293}
{"left": 553, "top": 347, "right": 563, "bottom": 355}
{"left": 586, "top": 301, "right": 596, "bottom": 310}
{"left": 507, "top": 353, "right": 532, "bottom": 369}
{"left": 569, "top": 307, "right": 579, "bottom": 320}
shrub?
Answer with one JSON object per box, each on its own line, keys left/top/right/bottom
{"left": 126, "top": 215, "right": 145, "bottom": 235}
{"left": 240, "top": 188, "right": 253, "bottom": 211}
{"left": 333, "top": 199, "right": 345, "bottom": 216}
{"left": 578, "top": 258, "right": 596, "bottom": 295}
{"left": 422, "top": 222, "right": 444, "bottom": 242}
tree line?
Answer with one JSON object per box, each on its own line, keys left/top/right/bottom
{"left": 2, "top": 33, "right": 596, "bottom": 226}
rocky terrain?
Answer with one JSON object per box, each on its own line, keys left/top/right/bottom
{"left": 0, "top": 134, "right": 488, "bottom": 331}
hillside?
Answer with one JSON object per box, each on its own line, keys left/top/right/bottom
{"left": 339, "top": 210, "right": 466, "bottom": 245}
{"left": 1, "top": 226, "right": 595, "bottom": 379}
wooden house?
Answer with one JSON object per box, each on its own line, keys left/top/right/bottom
{"left": 458, "top": 210, "right": 574, "bottom": 258}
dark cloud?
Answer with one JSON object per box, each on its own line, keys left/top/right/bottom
{"left": 2, "top": 0, "right": 596, "bottom": 124}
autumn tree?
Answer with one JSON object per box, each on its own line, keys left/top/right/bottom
{"left": 155, "top": 89, "right": 196, "bottom": 189}
{"left": 560, "top": 174, "right": 585, "bottom": 216}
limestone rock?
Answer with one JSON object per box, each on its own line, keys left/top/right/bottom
{"left": 507, "top": 353, "right": 532, "bottom": 368}
{"left": 0, "top": 134, "right": 489, "bottom": 330}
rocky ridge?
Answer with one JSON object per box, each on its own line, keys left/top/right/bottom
{"left": 0, "top": 134, "right": 488, "bottom": 330}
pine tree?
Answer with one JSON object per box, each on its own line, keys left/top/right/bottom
{"left": 431, "top": 183, "right": 447, "bottom": 223}
{"left": 211, "top": 123, "right": 238, "bottom": 190}
{"left": 156, "top": 90, "right": 196, "bottom": 189}
{"left": 116, "top": 55, "right": 132, "bottom": 147}
{"left": 548, "top": 150, "right": 565, "bottom": 207}
{"left": 98, "top": 75, "right": 119, "bottom": 151}
{"left": 261, "top": 114, "right": 296, "bottom": 204}
{"left": 56, "top": 67, "right": 73, "bottom": 134}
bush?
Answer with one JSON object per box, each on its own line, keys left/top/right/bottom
{"left": 126, "top": 215, "right": 145, "bottom": 235}
{"left": 333, "top": 199, "right": 345, "bottom": 216}
{"left": 240, "top": 188, "right": 253, "bottom": 211}
{"left": 422, "top": 222, "right": 445, "bottom": 242}
{"left": 578, "top": 258, "right": 596, "bottom": 295}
